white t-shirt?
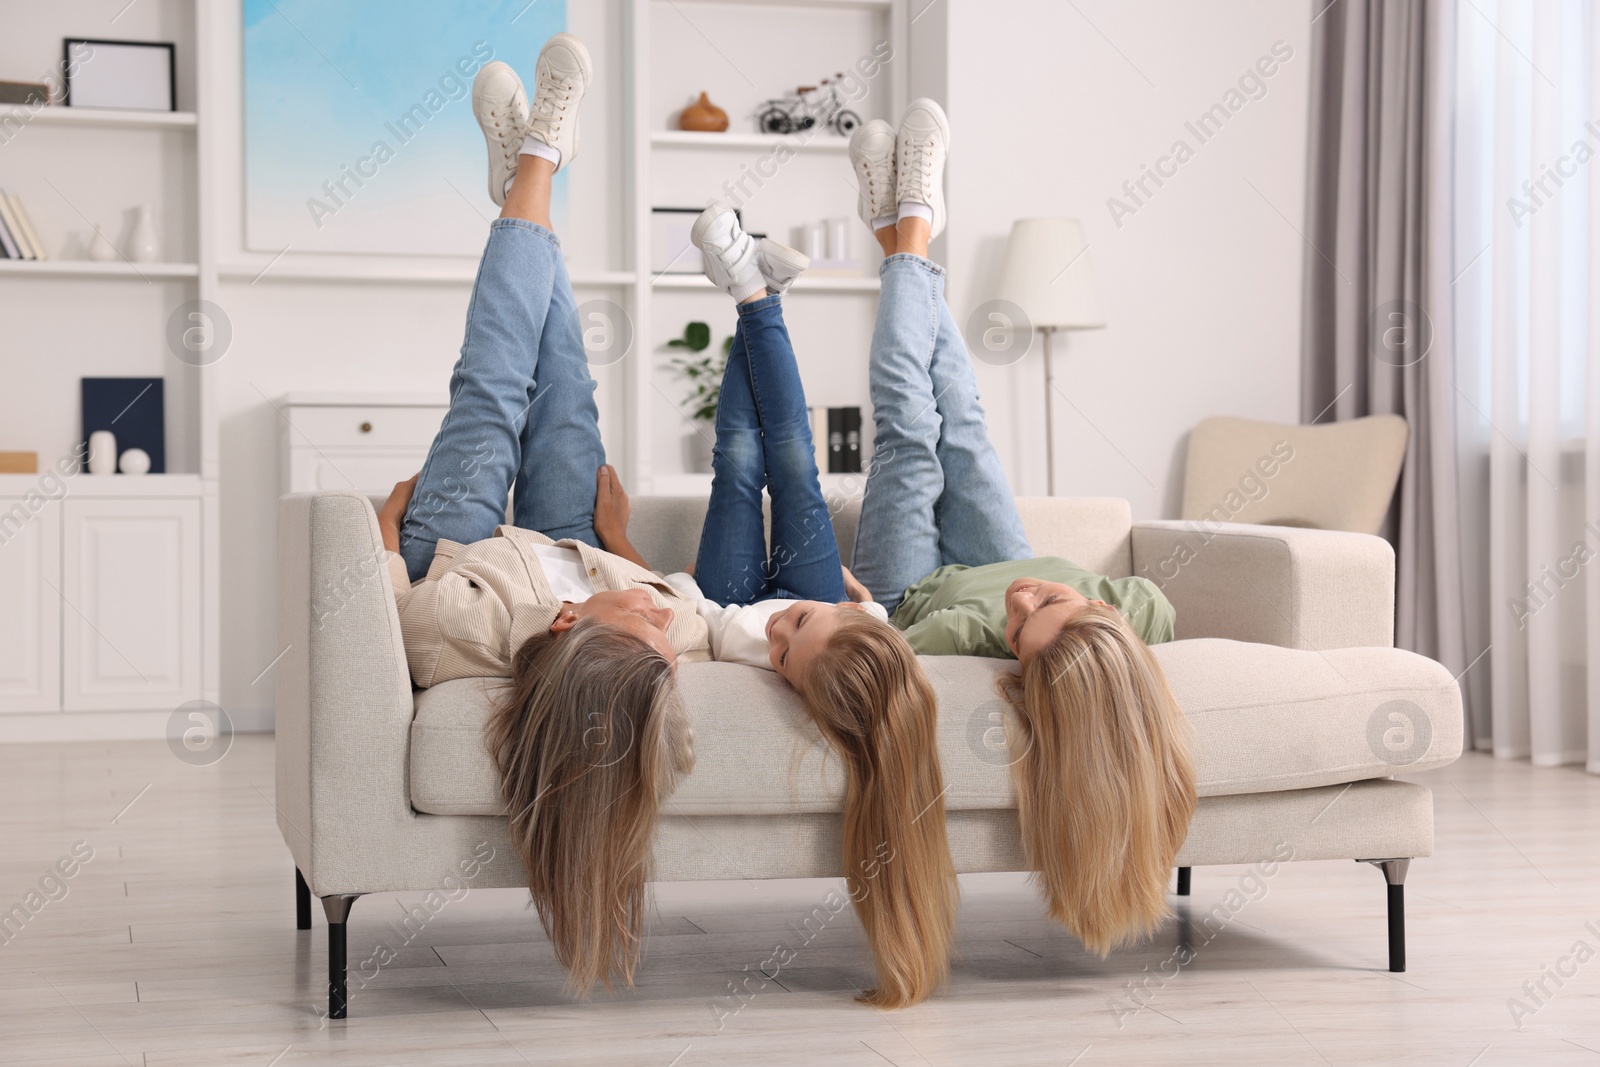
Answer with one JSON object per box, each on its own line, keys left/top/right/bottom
{"left": 662, "top": 573, "right": 889, "bottom": 670}
{"left": 531, "top": 543, "right": 595, "bottom": 603}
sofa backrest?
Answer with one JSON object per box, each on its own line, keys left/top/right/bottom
{"left": 626, "top": 495, "right": 1134, "bottom": 579}
{"left": 367, "top": 494, "right": 1136, "bottom": 579}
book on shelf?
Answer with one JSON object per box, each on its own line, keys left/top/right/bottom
{"left": 7, "top": 195, "right": 46, "bottom": 260}
{"left": 0, "top": 193, "right": 22, "bottom": 260}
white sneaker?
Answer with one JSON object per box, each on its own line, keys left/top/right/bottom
{"left": 691, "top": 201, "right": 765, "bottom": 302}
{"left": 895, "top": 99, "right": 950, "bottom": 239}
{"left": 756, "top": 238, "right": 809, "bottom": 296}
{"left": 848, "top": 119, "right": 898, "bottom": 233}
{"left": 525, "top": 32, "right": 592, "bottom": 173}
{"left": 472, "top": 62, "right": 527, "bottom": 207}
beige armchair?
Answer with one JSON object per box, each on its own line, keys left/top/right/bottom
{"left": 1181, "top": 414, "right": 1408, "bottom": 535}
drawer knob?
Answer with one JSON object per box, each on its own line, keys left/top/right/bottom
{"left": 359, "top": 421, "right": 373, "bottom": 433}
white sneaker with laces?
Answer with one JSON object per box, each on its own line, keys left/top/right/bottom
{"left": 895, "top": 99, "right": 951, "bottom": 239}
{"left": 691, "top": 201, "right": 766, "bottom": 303}
{"left": 848, "top": 119, "right": 898, "bottom": 233}
{"left": 524, "top": 32, "right": 593, "bottom": 173}
{"left": 472, "top": 62, "right": 527, "bottom": 207}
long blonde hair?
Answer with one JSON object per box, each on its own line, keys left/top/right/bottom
{"left": 1004, "top": 603, "right": 1195, "bottom": 957}
{"left": 487, "top": 617, "right": 692, "bottom": 994}
{"left": 796, "top": 612, "right": 957, "bottom": 1009}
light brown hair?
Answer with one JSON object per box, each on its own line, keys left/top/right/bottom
{"left": 1003, "top": 603, "right": 1195, "bottom": 956}
{"left": 797, "top": 612, "right": 958, "bottom": 1008}
{"left": 487, "top": 617, "right": 691, "bottom": 994}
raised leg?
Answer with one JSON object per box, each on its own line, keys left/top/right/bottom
{"left": 1176, "top": 867, "right": 1191, "bottom": 896}
{"left": 1359, "top": 858, "right": 1410, "bottom": 972}
{"left": 851, "top": 255, "right": 950, "bottom": 611}
{"left": 398, "top": 217, "right": 566, "bottom": 580}
{"left": 321, "top": 894, "right": 360, "bottom": 1019}
{"left": 925, "top": 283, "right": 1031, "bottom": 569}
{"left": 700, "top": 295, "right": 843, "bottom": 604}
{"left": 295, "top": 869, "right": 311, "bottom": 931}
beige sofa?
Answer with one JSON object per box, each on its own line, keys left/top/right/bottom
{"left": 275, "top": 491, "right": 1463, "bottom": 1019}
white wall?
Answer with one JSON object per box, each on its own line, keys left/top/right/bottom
{"left": 940, "top": 0, "right": 1311, "bottom": 517}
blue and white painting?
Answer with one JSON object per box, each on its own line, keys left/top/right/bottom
{"left": 243, "top": 0, "right": 566, "bottom": 256}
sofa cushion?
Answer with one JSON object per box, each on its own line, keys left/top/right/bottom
{"left": 409, "top": 638, "right": 1462, "bottom": 817}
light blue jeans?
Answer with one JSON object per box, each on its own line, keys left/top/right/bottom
{"left": 399, "top": 219, "right": 605, "bottom": 581}
{"left": 851, "top": 254, "right": 1032, "bottom": 612}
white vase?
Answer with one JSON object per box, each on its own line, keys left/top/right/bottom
{"left": 87, "top": 431, "right": 117, "bottom": 474}
{"left": 118, "top": 448, "right": 151, "bottom": 476}
{"left": 87, "top": 225, "right": 117, "bottom": 262}
{"left": 129, "top": 204, "right": 159, "bottom": 263}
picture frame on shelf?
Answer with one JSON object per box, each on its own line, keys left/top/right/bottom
{"left": 651, "top": 207, "right": 708, "bottom": 275}
{"left": 63, "top": 38, "right": 176, "bottom": 111}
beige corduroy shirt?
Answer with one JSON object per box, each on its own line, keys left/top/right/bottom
{"left": 385, "top": 525, "right": 711, "bottom": 689}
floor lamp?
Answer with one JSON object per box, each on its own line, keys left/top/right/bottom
{"left": 996, "top": 218, "right": 1105, "bottom": 496}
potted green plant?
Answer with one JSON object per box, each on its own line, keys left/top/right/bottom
{"left": 667, "top": 321, "right": 732, "bottom": 473}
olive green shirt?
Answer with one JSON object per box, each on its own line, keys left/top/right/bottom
{"left": 889, "top": 557, "right": 1175, "bottom": 658}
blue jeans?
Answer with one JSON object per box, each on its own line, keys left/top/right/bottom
{"left": 693, "top": 294, "right": 846, "bottom": 606}
{"left": 852, "top": 254, "right": 1031, "bottom": 612}
{"left": 399, "top": 219, "right": 605, "bottom": 580}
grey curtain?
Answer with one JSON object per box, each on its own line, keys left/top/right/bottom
{"left": 1301, "top": 0, "right": 1470, "bottom": 729}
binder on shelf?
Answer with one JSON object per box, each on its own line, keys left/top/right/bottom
{"left": 841, "top": 406, "right": 862, "bottom": 474}
{"left": 827, "top": 407, "right": 844, "bottom": 474}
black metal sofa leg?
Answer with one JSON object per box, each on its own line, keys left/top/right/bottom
{"left": 296, "top": 869, "right": 312, "bottom": 931}
{"left": 1176, "top": 867, "right": 1191, "bottom": 896}
{"left": 1359, "top": 858, "right": 1411, "bottom": 972}
{"left": 321, "top": 894, "right": 360, "bottom": 1019}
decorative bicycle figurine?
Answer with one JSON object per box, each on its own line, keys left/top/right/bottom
{"left": 756, "top": 75, "right": 862, "bottom": 136}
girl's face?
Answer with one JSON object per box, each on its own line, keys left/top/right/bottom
{"left": 767, "top": 601, "right": 870, "bottom": 685}
{"left": 1003, "top": 578, "right": 1106, "bottom": 664}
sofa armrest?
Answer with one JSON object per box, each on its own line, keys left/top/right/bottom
{"left": 275, "top": 492, "right": 418, "bottom": 897}
{"left": 1130, "top": 520, "right": 1395, "bottom": 650}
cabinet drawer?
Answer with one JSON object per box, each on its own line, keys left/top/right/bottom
{"left": 286, "top": 405, "right": 447, "bottom": 450}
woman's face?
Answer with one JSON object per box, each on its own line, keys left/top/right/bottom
{"left": 767, "top": 601, "right": 870, "bottom": 686}
{"left": 551, "top": 588, "right": 677, "bottom": 662}
{"left": 1003, "top": 578, "right": 1106, "bottom": 665}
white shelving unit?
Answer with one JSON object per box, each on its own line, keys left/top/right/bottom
{"left": 0, "top": 259, "right": 199, "bottom": 279}
{"left": 26, "top": 106, "right": 197, "bottom": 129}
{"left": 0, "top": 0, "right": 219, "bottom": 740}
{"left": 622, "top": 0, "right": 907, "bottom": 492}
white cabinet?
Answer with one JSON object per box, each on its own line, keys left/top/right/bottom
{"left": 280, "top": 393, "right": 448, "bottom": 496}
{"left": 0, "top": 502, "right": 62, "bottom": 713}
{"left": 61, "top": 498, "right": 202, "bottom": 711}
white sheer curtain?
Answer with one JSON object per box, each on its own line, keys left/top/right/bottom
{"left": 1453, "top": 0, "right": 1600, "bottom": 771}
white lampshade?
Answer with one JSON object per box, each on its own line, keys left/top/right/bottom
{"left": 995, "top": 217, "right": 1106, "bottom": 330}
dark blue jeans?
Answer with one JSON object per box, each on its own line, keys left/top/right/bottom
{"left": 693, "top": 294, "right": 846, "bottom": 606}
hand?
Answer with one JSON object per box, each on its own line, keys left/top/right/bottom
{"left": 378, "top": 474, "right": 418, "bottom": 553}
{"left": 593, "top": 465, "right": 632, "bottom": 551}
{"left": 841, "top": 564, "right": 873, "bottom": 603}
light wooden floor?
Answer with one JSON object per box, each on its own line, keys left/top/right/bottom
{"left": 2, "top": 739, "right": 1598, "bottom": 1066}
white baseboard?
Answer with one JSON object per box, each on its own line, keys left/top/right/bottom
{"left": 0, "top": 706, "right": 275, "bottom": 743}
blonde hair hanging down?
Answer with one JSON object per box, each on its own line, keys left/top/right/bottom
{"left": 1003, "top": 602, "right": 1196, "bottom": 957}
{"left": 487, "top": 616, "right": 692, "bottom": 995}
{"left": 796, "top": 612, "right": 958, "bottom": 1009}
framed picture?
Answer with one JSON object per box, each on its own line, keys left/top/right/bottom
{"left": 63, "top": 39, "right": 176, "bottom": 111}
